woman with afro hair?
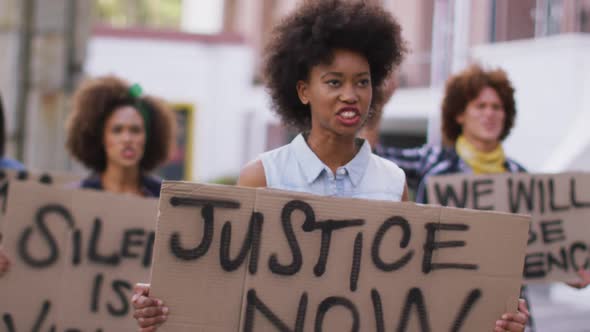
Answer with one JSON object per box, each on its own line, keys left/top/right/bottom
{"left": 66, "top": 75, "right": 175, "bottom": 197}
{"left": 131, "top": 2, "right": 529, "bottom": 331}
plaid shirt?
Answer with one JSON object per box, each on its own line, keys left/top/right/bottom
{"left": 375, "top": 144, "right": 527, "bottom": 203}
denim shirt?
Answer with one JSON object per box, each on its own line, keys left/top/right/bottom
{"left": 260, "top": 134, "right": 405, "bottom": 201}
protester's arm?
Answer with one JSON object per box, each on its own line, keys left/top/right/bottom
{"left": 0, "top": 247, "right": 10, "bottom": 277}
{"left": 401, "top": 183, "right": 409, "bottom": 202}
{"left": 237, "top": 159, "right": 267, "bottom": 188}
{"left": 494, "top": 299, "right": 529, "bottom": 332}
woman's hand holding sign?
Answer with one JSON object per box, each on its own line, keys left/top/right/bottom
{"left": 132, "top": 283, "right": 168, "bottom": 331}
{"left": 494, "top": 299, "right": 529, "bottom": 332}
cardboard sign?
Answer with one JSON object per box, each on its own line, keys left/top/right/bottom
{"left": 0, "top": 181, "right": 157, "bottom": 331}
{"left": 427, "top": 172, "right": 590, "bottom": 283}
{"left": 0, "top": 169, "right": 82, "bottom": 218}
{"left": 150, "top": 182, "right": 530, "bottom": 331}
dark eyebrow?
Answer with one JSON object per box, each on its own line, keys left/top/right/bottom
{"left": 320, "top": 71, "right": 370, "bottom": 79}
{"left": 320, "top": 72, "right": 344, "bottom": 79}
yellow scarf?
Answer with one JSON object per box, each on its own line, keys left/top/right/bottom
{"left": 455, "top": 135, "right": 506, "bottom": 174}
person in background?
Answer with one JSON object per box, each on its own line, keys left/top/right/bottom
{"left": 368, "top": 64, "right": 590, "bottom": 331}
{"left": 0, "top": 93, "right": 25, "bottom": 276}
{"left": 1, "top": 77, "right": 175, "bottom": 277}
{"left": 66, "top": 75, "right": 175, "bottom": 197}
{"left": 130, "top": 2, "right": 529, "bottom": 331}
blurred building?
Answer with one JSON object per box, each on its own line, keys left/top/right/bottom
{"left": 219, "top": 0, "right": 590, "bottom": 174}
{"left": 0, "top": 0, "right": 92, "bottom": 172}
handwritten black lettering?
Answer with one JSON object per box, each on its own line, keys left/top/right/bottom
{"left": 523, "top": 253, "right": 546, "bottom": 279}
{"left": 350, "top": 233, "right": 363, "bottom": 292}
{"left": 299, "top": 204, "right": 364, "bottom": 277}
{"left": 17, "top": 170, "right": 28, "bottom": 181}
{"left": 88, "top": 219, "right": 120, "bottom": 265}
{"left": 472, "top": 179, "right": 494, "bottom": 210}
{"left": 547, "top": 247, "right": 568, "bottom": 273}
{"left": 372, "top": 216, "right": 414, "bottom": 272}
{"left": 108, "top": 280, "right": 132, "bottom": 317}
{"left": 433, "top": 181, "right": 468, "bottom": 207}
{"left": 315, "top": 296, "right": 359, "bottom": 332}
{"left": 243, "top": 289, "right": 307, "bottom": 332}
{"left": 168, "top": 197, "right": 241, "bottom": 261}
{"left": 570, "top": 178, "right": 590, "bottom": 208}
{"left": 39, "top": 173, "right": 53, "bottom": 185}
{"left": 18, "top": 205, "right": 75, "bottom": 268}
{"left": 169, "top": 196, "right": 240, "bottom": 209}
{"left": 72, "top": 229, "right": 82, "bottom": 266}
{"left": 548, "top": 179, "right": 569, "bottom": 212}
{"left": 0, "top": 180, "right": 8, "bottom": 214}
{"left": 121, "top": 228, "right": 145, "bottom": 259}
{"left": 170, "top": 204, "right": 214, "bottom": 261}
{"left": 538, "top": 179, "right": 546, "bottom": 214}
{"left": 220, "top": 212, "right": 263, "bottom": 274}
{"left": 450, "top": 289, "right": 482, "bottom": 332}
{"left": 32, "top": 300, "right": 53, "bottom": 332}
{"left": 540, "top": 220, "right": 566, "bottom": 244}
{"left": 268, "top": 201, "right": 306, "bottom": 276}
{"left": 422, "top": 223, "right": 478, "bottom": 273}
{"left": 2, "top": 314, "right": 15, "bottom": 332}
{"left": 397, "top": 288, "right": 431, "bottom": 332}
{"left": 143, "top": 231, "right": 155, "bottom": 268}
{"left": 508, "top": 178, "right": 535, "bottom": 213}
{"left": 371, "top": 289, "right": 384, "bottom": 332}
{"left": 91, "top": 273, "right": 104, "bottom": 313}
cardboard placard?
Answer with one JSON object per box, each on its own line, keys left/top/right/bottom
{"left": 0, "top": 169, "right": 82, "bottom": 219}
{"left": 0, "top": 181, "right": 157, "bottom": 331}
{"left": 150, "top": 182, "right": 530, "bottom": 331}
{"left": 427, "top": 172, "right": 590, "bottom": 283}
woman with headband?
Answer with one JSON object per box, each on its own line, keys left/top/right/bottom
{"left": 66, "top": 75, "right": 175, "bottom": 197}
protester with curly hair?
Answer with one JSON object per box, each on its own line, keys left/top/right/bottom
{"left": 130, "top": 2, "right": 528, "bottom": 331}
{"left": 376, "top": 64, "right": 524, "bottom": 204}
{"left": 66, "top": 75, "right": 175, "bottom": 197}
{"left": 370, "top": 64, "right": 590, "bottom": 331}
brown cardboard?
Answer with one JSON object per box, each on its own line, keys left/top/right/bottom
{"left": 150, "top": 181, "right": 530, "bottom": 331}
{"left": 0, "top": 181, "right": 157, "bottom": 331}
{"left": 427, "top": 172, "right": 590, "bottom": 283}
{"left": 0, "top": 169, "right": 82, "bottom": 233}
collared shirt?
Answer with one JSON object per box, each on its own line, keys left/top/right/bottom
{"left": 375, "top": 144, "right": 526, "bottom": 203}
{"left": 259, "top": 134, "right": 405, "bottom": 201}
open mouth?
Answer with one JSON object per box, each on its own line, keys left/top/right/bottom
{"left": 122, "top": 147, "right": 137, "bottom": 159}
{"left": 336, "top": 108, "right": 361, "bottom": 126}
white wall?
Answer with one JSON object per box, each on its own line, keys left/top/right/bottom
{"left": 86, "top": 35, "right": 261, "bottom": 181}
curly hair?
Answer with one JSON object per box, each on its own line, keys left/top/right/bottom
{"left": 66, "top": 75, "right": 175, "bottom": 173}
{"left": 263, "top": 0, "right": 407, "bottom": 131}
{"left": 442, "top": 64, "right": 516, "bottom": 145}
